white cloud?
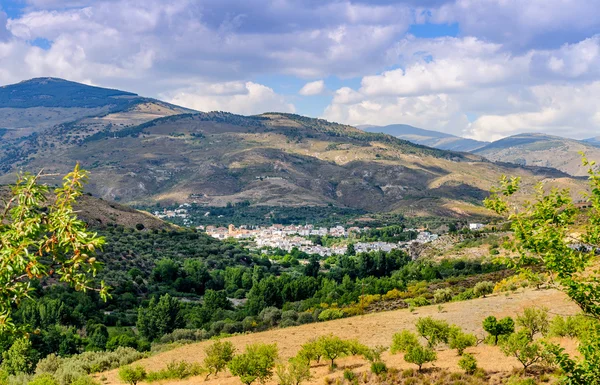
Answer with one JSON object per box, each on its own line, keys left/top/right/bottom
{"left": 299, "top": 80, "right": 325, "bottom": 96}
{"left": 162, "top": 81, "right": 295, "bottom": 116}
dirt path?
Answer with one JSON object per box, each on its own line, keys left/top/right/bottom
{"left": 99, "top": 288, "right": 580, "bottom": 385}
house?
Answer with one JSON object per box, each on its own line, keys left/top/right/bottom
{"left": 469, "top": 223, "right": 485, "bottom": 231}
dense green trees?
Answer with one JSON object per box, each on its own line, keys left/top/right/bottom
{"left": 136, "top": 294, "right": 184, "bottom": 341}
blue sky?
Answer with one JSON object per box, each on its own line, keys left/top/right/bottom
{"left": 1, "top": 0, "right": 600, "bottom": 140}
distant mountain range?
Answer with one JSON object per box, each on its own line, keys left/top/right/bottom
{"left": 359, "top": 124, "right": 489, "bottom": 152}
{"left": 0, "top": 78, "right": 587, "bottom": 218}
{"left": 360, "top": 124, "right": 600, "bottom": 176}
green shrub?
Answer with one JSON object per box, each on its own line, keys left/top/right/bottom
{"left": 405, "top": 297, "right": 430, "bottom": 308}
{"left": 1, "top": 338, "right": 39, "bottom": 375}
{"left": 458, "top": 353, "right": 477, "bottom": 374}
{"left": 145, "top": 361, "right": 203, "bottom": 382}
{"left": 370, "top": 362, "right": 387, "bottom": 375}
{"left": 69, "top": 377, "right": 99, "bottom": 385}
{"left": 297, "top": 313, "right": 314, "bottom": 325}
{"left": 118, "top": 366, "right": 146, "bottom": 385}
{"left": 500, "top": 331, "right": 545, "bottom": 372}
{"left": 343, "top": 370, "right": 356, "bottom": 382}
{"left": 275, "top": 358, "right": 311, "bottom": 385}
{"left": 483, "top": 316, "right": 514, "bottom": 345}
{"left": 516, "top": 307, "right": 549, "bottom": 340}
{"left": 433, "top": 288, "right": 453, "bottom": 304}
{"left": 448, "top": 328, "right": 477, "bottom": 355}
{"left": 27, "top": 374, "right": 58, "bottom": 385}
{"left": 318, "top": 309, "right": 344, "bottom": 322}
{"left": 473, "top": 281, "right": 494, "bottom": 298}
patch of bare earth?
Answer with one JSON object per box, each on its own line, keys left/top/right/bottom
{"left": 99, "top": 288, "right": 580, "bottom": 385}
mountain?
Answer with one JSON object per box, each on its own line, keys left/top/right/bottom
{"left": 473, "top": 133, "right": 600, "bottom": 176}
{"left": 0, "top": 78, "right": 587, "bottom": 218}
{"left": 0, "top": 77, "right": 193, "bottom": 139}
{"left": 359, "top": 124, "right": 489, "bottom": 152}
{"left": 584, "top": 136, "right": 600, "bottom": 146}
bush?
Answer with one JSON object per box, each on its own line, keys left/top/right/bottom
{"left": 433, "top": 288, "right": 453, "bottom": 304}
{"left": 549, "top": 315, "right": 593, "bottom": 338}
{"left": 259, "top": 307, "right": 282, "bottom": 327}
{"left": 118, "top": 366, "right": 146, "bottom": 385}
{"left": 448, "top": 328, "right": 477, "bottom": 355}
{"left": 405, "top": 297, "right": 430, "bottom": 308}
{"left": 415, "top": 317, "right": 451, "bottom": 348}
{"left": 458, "top": 353, "right": 477, "bottom": 374}
{"left": 69, "top": 377, "right": 99, "bottom": 385}
{"left": 297, "top": 313, "right": 314, "bottom": 325}
{"left": 316, "top": 335, "right": 351, "bottom": 370}
{"left": 204, "top": 340, "right": 235, "bottom": 379}
{"left": 228, "top": 343, "right": 278, "bottom": 385}
{"left": 473, "top": 281, "right": 494, "bottom": 298}
{"left": 318, "top": 309, "right": 344, "bottom": 322}
{"left": 343, "top": 370, "right": 356, "bottom": 382}
{"left": 35, "top": 355, "right": 63, "bottom": 376}
{"left": 145, "top": 361, "right": 203, "bottom": 382}
{"left": 370, "top": 362, "right": 387, "bottom": 375}
{"left": 27, "top": 374, "right": 58, "bottom": 385}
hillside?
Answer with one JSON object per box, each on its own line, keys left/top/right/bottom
{"left": 0, "top": 77, "right": 193, "bottom": 138}
{"left": 98, "top": 288, "right": 579, "bottom": 385}
{"left": 359, "top": 124, "right": 489, "bottom": 152}
{"left": 585, "top": 136, "right": 600, "bottom": 146}
{"left": 473, "top": 133, "right": 600, "bottom": 176}
{"left": 0, "top": 79, "right": 588, "bottom": 217}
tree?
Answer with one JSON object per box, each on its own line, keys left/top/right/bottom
{"left": 0, "top": 166, "right": 108, "bottom": 333}
{"left": 136, "top": 294, "right": 184, "bottom": 341}
{"left": 275, "top": 357, "right": 311, "bottom": 385}
{"left": 485, "top": 160, "right": 600, "bottom": 383}
{"left": 118, "top": 365, "right": 147, "bottom": 385}
{"left": 403, "top": 345, "right": 436, "bottom": 372}
{"left": 433, "top": 288, "right": 452, "bottom": 304}
{"left": 500, "top": 331, "right": 545, "bottom": 372}
{"left": 317, "top": 335, "right": 350, "bottom": 370}
{"left": 86, "top": 324, "right": 109, "bottom": 351}
{"left": 415, "top": 317, "right": 451, "bottom": 348}
{"left": 204, "top": 340, "right": 236, "bottom": 379}
{"left": 473, "top": 281, "right": 494, "bottom": 298}
{"left": 1, "top": 338, "right": 39, "bottom": 375}
{"left": 483, "top": 316, "right": 515, "bottom": 345}
{"left": 516, "top": 307, "right": 549, "bottom": 341}
{"left": 390, "top": 330, "right": 419, "bottom": 354}
{"left": 204, "top": 290, "right": 232, "bottom": 312}
{"left": 346, "top": 243, "right": 356, "bottom": 256}
{"left": 296, "top": 339, "right": 323, "bottom": 364}
{"left": 448, "top": 327, "right": 477, "bottom": 356}
{"left": 228, "top": 343, "right": 278, "bottom": 385}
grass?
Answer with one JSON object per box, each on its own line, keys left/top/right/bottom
{"left": 97, "top": 288, "right": 580, "bottom": 385}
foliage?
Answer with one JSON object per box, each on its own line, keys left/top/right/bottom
{"left": 317, "top": 309, "right": 344, "bottom": 322}
{"left": 228, "top": 343, "right": 278, "bottom": 385}
{"left": 204, "top": 340, "right": 235, "bottom": 378}
{"left": 136, "top": 294, "right": 184, "bottom": 341}
{"left": 500, "top": 331, "right": 546, "bottom": 371}
{"left": 370, "top": 362, "right": 387, "bottom": 375}
{"left": 403, "top": 345, "right": 437, "bottom": 372}
{"left": 275, "top": 358, "right": 311, "bottom": 385}
{"left": 549, "top": 315, "right": 594, "bottom": 338}
{"left": 516, "top": 307, "right": 549, "bottom": 341}
{"left": 473, "top": 281, "right": 494, "bottom": 298}
{"left": 458, "top": 353, "right": 478, "bottom": 374}
{"left": 118, "top": 366, "right": 146, "bottom": 385}
{"left": 1, "top": 339, "right": 39, "bottom": 375}
{"left": 390, "top": 330, "right": 419, "bottom": 354}
{"left": 482, "top": 316, "right": 514, "bottom": 345}
{"left": 433, "top": 288, "right": 453, "bottom": 304}
{"left": 317, "top": 335, "right": 351, "bottom": 370}
{"left": 415, "top": 317, "right": 451, "bottom": 348}
{"left": 0, "top": 166, "right": 107, "bottom": 333}
{"left": 145, "top": 361, "right": 203, "bottom": 382}
{"left": 27, "top": 374, "right": 59, "bottom": 385}
{"left": 448, "top": 328, "right": 477, "bottom": 355}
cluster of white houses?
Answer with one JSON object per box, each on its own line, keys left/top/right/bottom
{"left": 202, "top": 224, "right": 440, "bottom": 257}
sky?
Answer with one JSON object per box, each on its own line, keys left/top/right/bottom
{"left": 1, "top": 0, "right": 600, "bottom": 141}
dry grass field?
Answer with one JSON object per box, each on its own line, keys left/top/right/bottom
{"left": 98, "top": 288, "right": 580, "bottom": 385}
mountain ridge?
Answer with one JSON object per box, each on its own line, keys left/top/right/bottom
{"left": 0, "top": 78, "right": 588, "bottom": 217}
